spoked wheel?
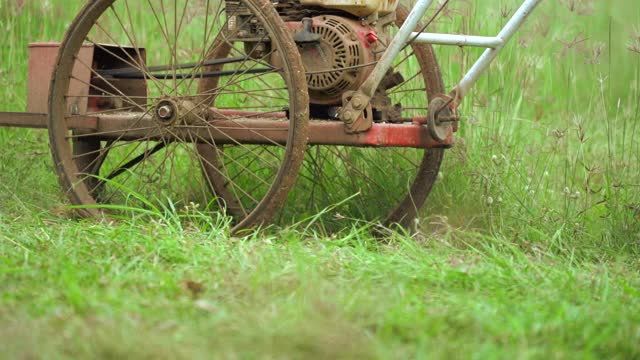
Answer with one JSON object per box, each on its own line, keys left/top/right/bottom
{"left": 48, "top": 0, "right": 309, "bottom": 232}
{"left": 282, "top": 5, "right": 446, "bottom": 231}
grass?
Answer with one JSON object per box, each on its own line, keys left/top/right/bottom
{"left": 1, "top": 0, "right": 640, "bottom": 358}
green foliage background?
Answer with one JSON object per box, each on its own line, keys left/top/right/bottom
{"left": 1, "top": 0, "right": 639, "bottom": 358}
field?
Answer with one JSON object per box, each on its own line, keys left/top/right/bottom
{"left": 1, "top": 0, "right": 640, "bottom": 358}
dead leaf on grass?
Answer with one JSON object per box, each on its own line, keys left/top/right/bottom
{"left": 183, "top": 280, "right": 205, "bottom": 298}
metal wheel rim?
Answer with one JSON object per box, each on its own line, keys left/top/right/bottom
{"left": 47, "top": 0, "right": 309, "bottom": 232}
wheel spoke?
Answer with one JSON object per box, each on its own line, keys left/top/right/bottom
{"left": 103, "top": 142, "right": 166, "bottom": 182}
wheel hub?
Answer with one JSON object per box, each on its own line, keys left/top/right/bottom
{"left": 155, "top": 99, "right": 178, "bottom": 125}
{"left": 154, "top": 99, "right": 204, "bottom": 126}
{"left": 427, "top": 96, "right": 456, "bottom": 143}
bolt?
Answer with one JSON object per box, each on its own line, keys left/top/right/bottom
{"left": 157, "top": 104, "right": 174, "bottom": 120}
{"left": 352, "top": 97, "right": 364, "bottom": 109}
{"left": 342, "top": 111, "right": 353, "bottom": 122}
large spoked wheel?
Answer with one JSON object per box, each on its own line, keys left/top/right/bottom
{"left": 48, "top": 0, "right": 309, "bottom": 232}
{"left": 282, "top": 5, "right": 445, "bottom": 230}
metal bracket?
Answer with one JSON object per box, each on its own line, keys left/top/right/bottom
{"left": 340, "top": 91, "right": 373, "bottom": 133}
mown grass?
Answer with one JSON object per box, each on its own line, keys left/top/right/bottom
{"left": 1, "top": 0, "right": 640, "bottom": 358}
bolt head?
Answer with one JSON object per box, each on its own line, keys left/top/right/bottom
{"left": 343, "top": 111, "right": 353, "bottom": 121}
{"left": 352, "top": 98, "right": 364, "bottom": 109}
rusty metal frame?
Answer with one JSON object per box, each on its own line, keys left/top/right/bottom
{"left": 0, "top": 113, "right": 47, "bottom": 128}
{"left": 0, "top": 4, "right": 489, "bottom": 150}
{"left": 0, "top": 114, "right": 449, "bottom": 149}
{"left": 0, "top": 108, "right": 447, "bottom": 148}
{"left": 0, "top": 39, "right": 449, "bottom": 149}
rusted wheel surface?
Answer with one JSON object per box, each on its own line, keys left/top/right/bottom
{"left": 281, "top": 5, "right": 446, "bottom": 230}
{"left": 48, "top": 0, "right": 309, "bottom": 232}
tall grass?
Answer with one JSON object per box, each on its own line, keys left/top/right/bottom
{"left": 417, "top": 0, "right": 640, "bottom": 258}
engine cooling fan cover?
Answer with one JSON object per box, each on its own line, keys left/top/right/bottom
{"left": 299, "top": 15, "right": 376, "bottom": 105}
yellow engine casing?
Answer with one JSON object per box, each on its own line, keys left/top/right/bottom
{"left": 299, "top": 0, "right": 399, "bottom": 17}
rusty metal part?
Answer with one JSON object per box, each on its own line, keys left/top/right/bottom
{"left": 299, "top": 0, "right": 398, "bottom": 18}
{"left": 340, "top": 91, "right": 373, "bottom": 133}
{"left": 64, "top": 113, "right": 448, "bottom": 148}
{"left": 0, "top": 112, "right": 95, "bottom": 129}
{"left": 156, "top": 103, "right": 174, "bottom": 121}
{"left": 337, "top": 54, "right": 415, "bottom": 130}
{"left": 27, "top": 42, "right": 148, "bottom": 116}
{"left": 286, "top": 16, "right": 377, "bottom": 105}
{"left": 0, "top": 112, "right": 47, "bottom": 128}
{"left": 155, "top": 99, "right": 179, "bottom": 125}
{"left": 274, "top": 1, "right": 350, "bottom": 21}
{"left": 153, "top": 99, "right": 205, "bottom": 126}
{"left": 370, "top": 70, "right": 405, "bottom": 123}
{"left": 79, "top": 43, "right": 148, "bottom": 196}
{"left": 337, "top": 94, "right": 369, "bottom": 131}
{"left": 371, "top": 94, "right": 403, "bottom": 122}
{"left": 96, "top": 66, "right": 273, "bottom": 80}
{"left": 427, "top": 96, "right": 456, "bottom": 143}
{"left": 293, "top": 17, "right": 322, "bottom": 44}
{"left": 28, "top": 43, "right": 95, "bottom": 114}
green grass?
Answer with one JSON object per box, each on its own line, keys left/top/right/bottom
{"left": 1, "top": 0, "right": 640, "bottom": 358}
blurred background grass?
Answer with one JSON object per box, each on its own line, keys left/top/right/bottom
{"left": 1, "top": 1, "right": 639, "bottom": 358}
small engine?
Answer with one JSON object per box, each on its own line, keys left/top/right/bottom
{"left": 289, "top": 15, "right": 378, "bottom": 104}
{"left": 226, "top": 0, "right": 391, "bottom": 106}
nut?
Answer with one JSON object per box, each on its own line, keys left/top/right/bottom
{"left": 157, "top": 105, "right": 174, "bottom": 119}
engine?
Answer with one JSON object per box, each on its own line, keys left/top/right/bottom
{"left": 289, "top": 16, "right": 377, "bottom": 104}
{"left": 226, "top": 0, "right": 391, "bottom": 106}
